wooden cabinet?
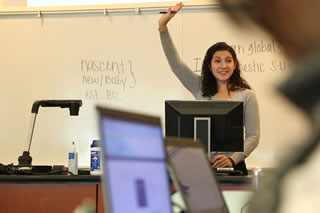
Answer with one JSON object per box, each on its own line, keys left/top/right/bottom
{"left": 0, "top": 175, "right": 251, "bottom": 213}
{"left": 0, "top": 184, "right": 97, "bottom": 213}
{"left": 97, "top": 185, "right": 105, "bottom": 213}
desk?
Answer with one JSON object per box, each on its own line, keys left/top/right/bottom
{"left": 217, "top": 175, "right": 253, "bottom": 191}
{"left": 0, "top": 175, "right": 252, "bottom": 213}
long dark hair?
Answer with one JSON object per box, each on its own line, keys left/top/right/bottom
{"left": 201, "top": 42, "right": 251, "bottom": 97}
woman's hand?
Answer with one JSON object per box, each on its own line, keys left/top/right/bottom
{"left": 158, "top": 2, "right": 184, "bottom": 32}
{"left": 211, "top": 154, "right": 233, "bottom": 168}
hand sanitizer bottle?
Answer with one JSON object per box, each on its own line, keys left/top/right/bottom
{"left": 68, "top": 141, "right": 78, "bottom": 175}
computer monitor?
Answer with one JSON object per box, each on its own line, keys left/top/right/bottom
{"left": 165, "top": 100, "right": 243, "bottom": 155}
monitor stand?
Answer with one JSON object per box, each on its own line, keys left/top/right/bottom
{"left": 194, "top": 117, "right": 211, "bottom": 158}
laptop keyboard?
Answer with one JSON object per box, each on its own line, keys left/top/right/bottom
{"left": 214, "top": 168, "right": 243, "bottom": 176}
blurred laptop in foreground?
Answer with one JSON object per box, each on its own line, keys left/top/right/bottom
{"left": 97, "top": 106, "right": 172, "bottom": 213}
{"left": 166, "top": 137, "right": 229, "bottom": 213}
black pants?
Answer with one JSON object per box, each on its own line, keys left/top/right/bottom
{"left": 234, "top": 161, "right": 248, "bottom": 176}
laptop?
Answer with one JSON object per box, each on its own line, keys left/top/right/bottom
{"left": 165, "top": 137, "right": 229, "bottom": 213}
{"left": 97, "top": 106, "right": 173, "bottom": 213}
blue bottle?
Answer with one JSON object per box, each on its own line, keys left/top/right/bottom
{"left": 90, "top": 140, "right": 102, "bottom": 175}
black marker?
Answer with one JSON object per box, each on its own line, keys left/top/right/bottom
{"left": 159, "top": 11, "right": 177, "bottom": 14}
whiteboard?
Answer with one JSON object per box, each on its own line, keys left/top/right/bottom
{"left": 0, "top": 11, "right": 183, "bottom": 167}
{"left": 0, "top": 8, "right": 310, "bottom": 168}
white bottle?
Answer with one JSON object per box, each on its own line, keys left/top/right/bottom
{"left": 68, "top": 141, "right": 78, "bottom": 175}
{"left": 90, "top": 140, "right": 102, "bottom": 175}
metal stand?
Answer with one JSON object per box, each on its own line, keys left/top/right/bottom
{"left": 17, "top": 100, "right": 82, "bottom": 167}
{"left": 18, "top": 113, "right": 37, "bottom": 166}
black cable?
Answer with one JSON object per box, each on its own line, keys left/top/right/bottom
{"left": 1, "top": 165, "right": 73, "bottom": 176}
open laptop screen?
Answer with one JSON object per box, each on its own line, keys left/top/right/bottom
{"left": 166, "top": 137, "right": 229, "bottom": 213}
{"left": 98, "top": 107, "right": 172, "bottom": 213}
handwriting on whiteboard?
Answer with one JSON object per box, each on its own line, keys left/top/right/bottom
{"left": 192, "top": 39, "right": 292, "bottom": 73}
{"left": 80, "top": 59, "right": 136, "bottom": 101}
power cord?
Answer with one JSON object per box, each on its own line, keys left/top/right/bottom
{"left": 0, "top": 163, "right": 73, "bottom": 175}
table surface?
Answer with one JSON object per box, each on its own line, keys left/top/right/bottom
{"left": 0, "top": 174, "right": 253, "bottom": 187}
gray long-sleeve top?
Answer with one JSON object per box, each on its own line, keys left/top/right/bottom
{"left": 160, "top": 29, "right": 260, "bottom": 165}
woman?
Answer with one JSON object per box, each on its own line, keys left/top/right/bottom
{"left": 158, "top": 2, "right": 260, "bottom": 175}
